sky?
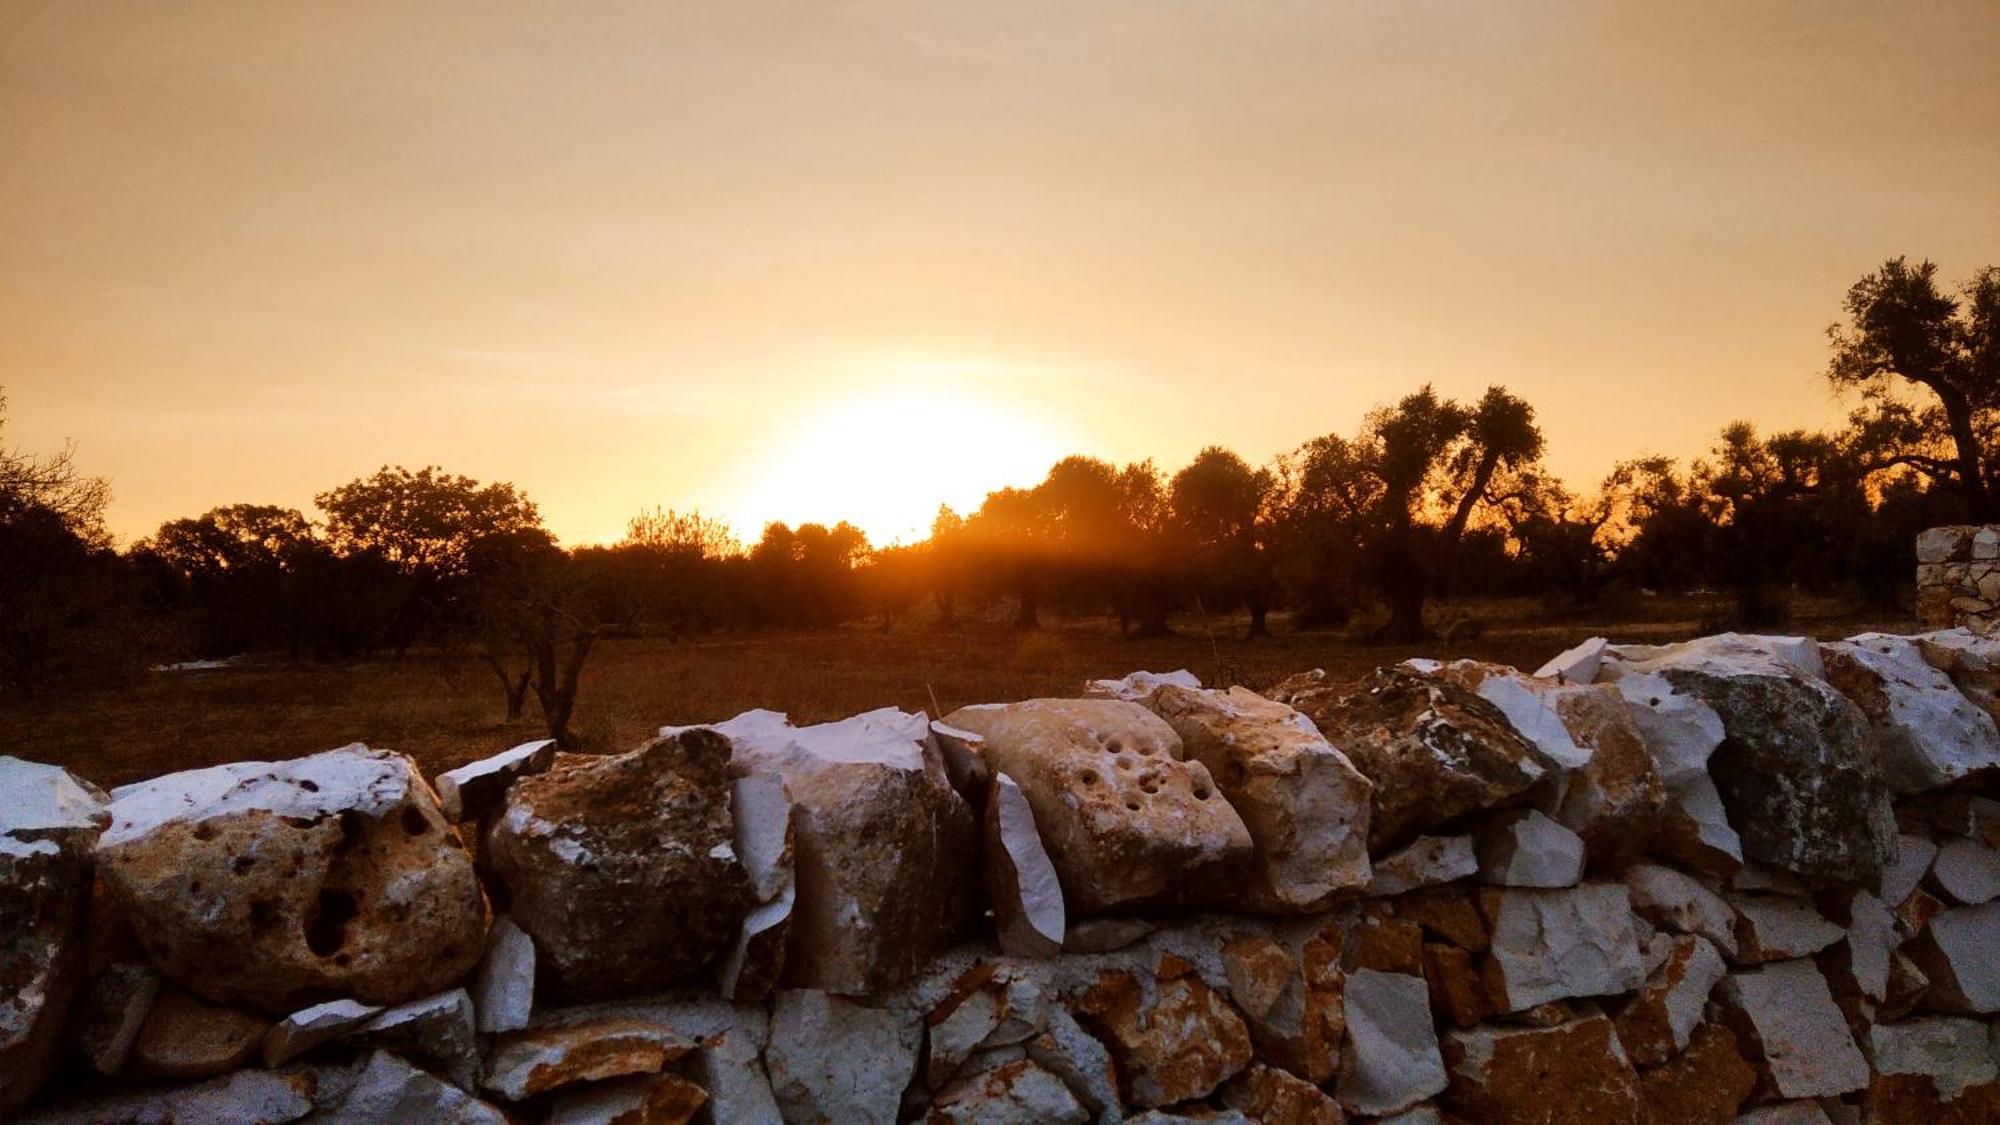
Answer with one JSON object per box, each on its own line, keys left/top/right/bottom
{"left": 3, "top": 2, "right": 1997, "bottom": 547}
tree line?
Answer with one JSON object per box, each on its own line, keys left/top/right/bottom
{"left": 2, "top": 257, "right": 1994, "bottom": 745}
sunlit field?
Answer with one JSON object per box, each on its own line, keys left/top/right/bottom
{"left": 8, "top": 593, "right": 1912, "bottom": 790}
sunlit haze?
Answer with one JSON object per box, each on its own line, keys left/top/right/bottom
{"left": 3, "top": 2, "right": 1997, "bottom": 546}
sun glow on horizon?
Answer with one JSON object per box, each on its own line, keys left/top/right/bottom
{"left": 728, "top": 388, "right": 1071, "bottom": 548}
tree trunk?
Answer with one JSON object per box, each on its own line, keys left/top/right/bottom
{"left": 1936, "top": 382, "right": 1997, "bottom": 521}
{"left": 1014, "top": 566, "right": 1040, "bottom": 630}
{"left": 1246, "top": 595, "right": 1270, "bottom": 639}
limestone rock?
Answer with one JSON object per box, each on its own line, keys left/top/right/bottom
{"left": 1611, "top": 934, "right": 1727, "bottom": 1065}
{"left": 72, "top": 961, "right": 160, "bottom": 1075}
{"left": 16, "top": 1067, "right": 317, "bottom": 1125}
{"left": 1284, "top": 667, "right": 1548, "bottom": 851}
{"left": 1475, "top": 809, "right": 1584, "bottom": 888}
{"left": 1026, "top": 1004, "right": 1120, "bottom": 1125}
{"left": 985, "top": 773, "right": 1065, "bottom": 957}
{"left": 1146, "top": 684, "right": 1375, "bottom": 910}
{"left": 1422, "top": 941, "right": 1490, "bottom": 1029}
{"left": 1076, "top": 966, "right": 1254, "bottom": 1107}
{"left": 1825, "top": 889, "right": 1898, "bottom": 1003}
{"left": 1397, "top": 888, "right": 1490, "bottom": 950}
{"left": 354, "top": 987, "right": 479, "bottom": 1090}
{"left": 1929, "top": 837, "right": 2000, "bottom": 905}
{"left": 721, "top": 771, "right": 795, "bottom": 1002}
{"left": 1063, "top": 917, "right": 1155, "bottom": 954}
{"left": 1737, "top": 1104, "right": 1834, "bottom": 1124}
{"left": 1535, "top": 636, "right": 1608, "bottom": 684}
{"left": 435, "top": 738, "right": 556, "bottom": 824}
{"left": 1883, "top": 833, "right": 1941, "bottom": 908}
{"left": 1084, "top": 668, "right": 1203, "bottom": 702}
{"left": 1904, "top": 901, "right": 2000, "bottom": 1013}
{"left": 1912, "top": 627, "right": 2000, "bottom": 722}
{"left": 1218, "top": 1062, "right": 1346, "bottom": 1124}
{"left": 695, "top": 709, "right": 977, "bottom": 994}
{"left": 1634, "top": 1021, "right": 1757, "bottom": 1125}
{"left": 471, "top": 914, "right": 534, "bottom": 1034}
{"left": 1607, "top": 671, "right": 1744, "bottom": 876}
{"left": 1350, "top": 908, "right": 1425, "bottom": 974}
{"left": 548, "top": 1073, "right": 708, "bottom": 1125}
{"left": 765, "top": 988, "right": 920, "bottom": 1124}
{"left": 1866, "top": 1017, "right": 1999, "bottom": 1107}
{"left": 1540, "top": 683, "right": 1670, "bottom": 870}
{"left": 1823, "top": 635, "right": 2000, "bottom": 793}
{"left": 1481, "top": 884, "right": 1647, "bottom": 1012}
{"left": 127, "top": 986, "right": 270, "bottom": 1079}
{"left": 942, "top": 699, "right": 1251, "bottom": 914}
{"left": 1221, "top": 922, "right": 1346, "bottom": 1084}
{"left": 1622, "top": 864, "right": 1739, "bottom": 957}
{"left": 1715, "top": 959, "right": 1869, "bottom": 1099}
{"left": 1337, "top": 968, "right": 1446, "bottom": 1116}
{"left": 482, "top": 1016, "right": 697, "bottom": 1101}
{"left": 486, "top": 730, "right": 750, "bottom": 1001}
{"left": 1367, "top": 836, "right": 1477, "bottom": 897}
{"left": 316, "top": 1049, "right": 508, "bottom": 1123}
{"left": 1441, "top": 1014, "right": 1643, "bottom": 1124}
{"left": 97, "top": 744, "right": 487, "bottom": 1014}
{"left": 262, "top": 997, "right": 381, "bottom": 1067}
{"left": 1726, "top": 894, "right": 1843, "bottom": 964}
{"left": 929, "top": 1057, "right": 1089, "bottom": 1124}
{"left": 0, "top": 759, "right": 107, "bottom": 1113}
{"left": 1918, "top": 526, "right": 1981, "bottom": 564}
{"left": 539, "top": 997, "right": 779, "bottom": 1124}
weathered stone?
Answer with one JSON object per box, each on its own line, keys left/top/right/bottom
{"left": 1218, "top": 1061, "right": 1347, "bottom": 1124}
{"left": 1883, "top": 833, "right": 1942, "bottom": 908}
{"left": 354, "top": 987, "right": 479, "bottom": 1090}
{"left": 471, "top": 914, "right": 534, "bottom": 1034}
{"left": 1025, "top": 1003, "right": 1120, "bottom": 1125}
{"left": 1929, "top": 837, "right": 2000, "bottom": 905}
{"left": 1912, "top": 627, "right": 2000, "bottom": 722}
{"left": 1284, "top": 667, "right": 1548, "bottom": 851}
{"left": 1063, "top": 916, "right": 1155, "bottom": 953}
{"left": 1422, "top": 942, "right": 1489, "bottom": 1029}
{"left": 1904, "top": 901, "right": 2000, "bottom": 1013}
{"left": 1535, "top": 636, "right": 1608, "bottom": 684}
{"left": 1350, "top": 907, "right": 1425, "bottom": 974}
{"left": 482, "top": 1016, "right": 696, "bottom": 1100}
{"left": 721, "top": 771, "right": 794, "bottom": 1002}
{"left": 126, "top": 986, "right": 270, "bottom": 1079}
{"left": 1737, "top": 1104, "right": 1834, "bottom": 1124}
{"left": 548, "top": 1072, "right": 708, "bottom": 1125}
{"left": 1221, "top": 922, "right": 1346, "bottom": 1084}
{"left": 1727, "top": 894, "right": 1843, "bottom": 964}
{"left": 1897, "top": 885, "right": 1947, "bottom": 938}
{"left": 985, "top": 773, "right": 1065, "bottom": 957}
{"left": 1822, "top": 889, "right": 1897, "bottom": 1003}
{"left": 316, "top": 1049, "right": 508, "bottom": 1123}
{"left": 1606, "top": 670, "right": 1744, "bottom": 875}
{"left": 1864, "top": 1017, "right": 1999, "bottom": 1112}
{"left": 765, "top": 989, "right": 920, "bottom": 1124}
{"left": 1481, "top": 884, "right": 1646, "bottom": 1012}
{"left": 435, "top": 738, "right": 557, "bottom": 824}
{"left": 1441, "top": 1014, "right": 1642, "bottom": 1124}
{"left": 1076, "top": 966, "right": 1254, "bottom": 1107}
{"left": 1612, "top": 934, "right": 1727, "bottom": 1065}
{"left": 16, "top": 1067, "right": 317, "bottom": 1125}
{"left": 1898, "top": 793, "right": 2000, "bottom": 843}
{"left": 71, "top": 960, "right": 160, "bottom": 1075}
{"left": 1084, "top": 667, "right": 1204, "bottom": 702}
{"left": 1715, "top": 959, "right": 1869, "bottom": 1098}
{"left": 1918, "top": 526, "right": 1980, "bottom": 564}
{"left": 1622, "top": 864, "right": 1739, "bottom": 957}
{"left": 1475, "top": 809, "right": 1584, "bottom": 888}
{"left": 97, "top": 745, "right": 487, "bottom": 1014}
{"left": 1337, "top": 968, "right": 1446, "bottom": 1116}
{"left": 1146, "top": 684, "right": 1375, "bottom": 910}
{"left": 1396, "top": 888, "right": 1490, "bottom": 950}
{"left": 929, "top": 1057, "right": 1089, "bottom": 1124}
{"left": 262, "top": 997, "right": 381, "bottom": 1067}
{"left": 697, "top": 709, "right": 977, "bottom": 994}
{"left": 1822, "top": 634, "right": 2000, "bottom": 793}
{"left": 1542, "top": 683, "right": 1670, "bottom": 871}
{"left": 1367, "top": 836, "right": 1478, "bottom": 897}
{"left": 486, "top": 730, "right": 750, "bottom": 1002}
{"left": 541, "top": 997, "right": 779, "bottom": 1124}
{"left": 921, "top": 964, "right": 1050, "bottom": 1090}
{"left": 0, "top": 759, "right": 106, "bottom": 1113}
{"left": 943, "top": 698, "right": 1251, "bottom": 914}
{"left": 1634, "top": 1021, "right": 1757, "bottom": 1125}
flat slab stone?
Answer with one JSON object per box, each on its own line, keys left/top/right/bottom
{"left": 1338, "top": 968, "right": 1446, "bottom": 1116}
{"left": 1905, "top": 901, "right": 2000, "bottom": 1014}
{"left": 434, "top": 739, "right": 556, "bottom": 823}
{"left": 1367, "top": 835, "right": 1477, "bottom": 897}
{"left": 1716, "top": 959, "right": 1869, "bottom": 1098}
{"left": 1822, "top": 634, "right": 2000, "bottom": 793}
{"left": 1481, "top": 884, "right": 1647, "bottom": 1012}
{"left": 15, "top": 1068, "right": 316, "bottom": 1125}
{"left": 471, "top": 915, "right": 534, "bottom": 1034}
{"left": 764, "top": 989, "right": 919, "bottom": 1125}
{"left": 1441, "top": 1014, "right": 1642, "bottom": 1124}
{"left": 262, "top": 998, "right": 381, "bottom": 1068}
{"left": 1474, "top": 809, "right": 1583, "bottom": 888}
{"left": 482, "top": 1016, "right": 697, "bottom": 1101}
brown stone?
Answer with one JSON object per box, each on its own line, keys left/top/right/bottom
{"left": 1282, "top": 667, "right": 1549, "bottom": 851}
{"left": 1612, "top": 935, "right": 1727, "bottom": 1065}
{"left": 1421, "top": 943, "right": 1489, "bottom": 1029}
{"left": 1219, "top": 1061, "right": 1347, "bottom": 1124}
{"left": 1350, "top": 909, "right": 1425, "bottom": 975}
{"left": 482, "top": 1017, "right": 697, "bottom": 1101}
{"left": 548, "top": 1072, "right": 709, "bottom": 1125}
{"left": 1076, "top": 969, "right": 1254, "bottom": 1107}
{"left": 1544, "top": 684, "right": 1670, "bottom": 871}
{"left": 1396, "top": 889, "right": 1490, "bottom": 951}
{"left": 97, "top": 745, "right": 488, "bottom": 1014}
{"left": 486, "top": 731, "right": 751, "bottom": 1001}
{"left": 126, "top": 986, "right": 270, "bottom": 1080}
{"left": 1636, "top": 1022, "right": 1757, "bottom": 1125}
{"left": 1221, "top": 923, "right": 1346, "bottom": 1084}
{"left": 942, "top": 699, "right": 1252, "bottom": 915}
{"left": 1440, "top": 1014, "right": 1642, "bottom": 1125}
{"left": 1898, "top": 886, "right": 1946, "bottom": 937}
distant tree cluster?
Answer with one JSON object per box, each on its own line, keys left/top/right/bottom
{"left": 3, "top": 257, "right": 1993, "bottom": 739}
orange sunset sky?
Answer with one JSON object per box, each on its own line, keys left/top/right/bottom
{"left": 3, "top": 2, "right": 1998, "bottom": 547}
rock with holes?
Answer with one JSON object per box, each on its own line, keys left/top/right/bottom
{"left": 481, "top": 1016, "right": 697, "bottom": 1101}
{"left": 126, "top": 986, "right": 269, "bottom": 1080}
{"left": 1481, "top": 884, "right": 1647, "bottom": 1013}
{"left": 94, "top": 745, "right": 486, "bottom": 1015}
{"left": 686, "top": 709, "right": 977, "bottom": 995}
{"left": 0, "top": 758, "right": 106, "bottom": 1113}
{"left": 1715, "top": 959, "right": 1870, "bottom": 1099}
{"left": 1144, "top": 684, "right": 1375, "bottom": 911}
{"left": 1075, "top": 964, "right": 1254, "bottom": 1108}
{"left": 434, "top": 739, "right": 557, "bottom": 824}
{"left": 1440, "top": 1013, "right": 1643, "bottom": 1124}
{"left": 764, "top": 988, "right": 921, "bottom": 1125}
{"left": 485, "top": 730, "right": 751, "bottom": 1002}
{"left": 1337, "top": 968, "right": 1447, "bottom": 1116}
{"left": 1822, "top": 634, "right": 2000, "bottom": 794}
{"left": 1281, "top": 667, "right": 1549, "bottom": 852}
{"left": 943, "top": 699, "right": 1251, "bottom": 914}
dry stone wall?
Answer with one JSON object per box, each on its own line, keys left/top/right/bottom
{"left": 5, "top": 630, "right": 2000, "bottom": 1124}
{"left": 1917, "top": 525, "right": 2000, "bottom": 633}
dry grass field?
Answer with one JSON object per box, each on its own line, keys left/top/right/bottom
{"left": 4, "top": 595, "right": 1913, "bottom": 790}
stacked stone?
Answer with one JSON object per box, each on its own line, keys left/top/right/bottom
{"left": 1917, "top": 525, "right": 2000, "bottom": 633}
{"left": 3, "top": 630, "right": 1998, "bottom": 1124}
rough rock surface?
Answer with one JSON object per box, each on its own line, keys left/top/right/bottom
{"left": 471, "top": 914, "right": 534, "bottom": 1034}
{"left": 1611, "top": 934, "right": 1726, "bottom": 1065}
{"left": 765, "top": 988, "right": 920, "bottom": 1124}
{"left": 1441, "top": 1014, "right": 1643, "bottom": 1124}
{"left": 1218, "top": 1062, "right": 1346, "bottom": 1124}
{"left": 1338, "top": 968, "right": 1446, "bottom": 1116}
{"left": 1716, "top": 959, "right": 1870, "bottom": 1098}
{"left": 929, "top": 1057, "right": 1089, "bottom": 1124}
{"left": 697, "top": 709, "right": 978, "bottom": 994}
{"left": 1622, "top": 863, "right": 1739, "bottom": 957}
{"left": 16, "top": 1067, "right": 316, "bottom": 1125}
{"left": 96, "top": 745, "right": 487, "bottom": 1014}
{"left": 1367, "top": 835, "right": 1477, "bottom": 897}
{"left": 1883, "top": 833, "right": 1942, "bottom": 909}
{"left": 1634, "top": 1021, "right": 1757, "bottom": 1124}
{"left": 1904, "top": 901, "right": 2000, "bottom": 1014}
{"left": 353, "top": 987, "right": 479, "bottom": 1091}
{"left": 262, "top": 997, "right": 380, "bottom": 1067}
{"left": 943, "top": 699, "right": 1251, "bottom": 914}
{"left": 1602, "top": 672, "right": 1743, "bottom": 876}
{"left": 1076, "top": 966, "right": 1254, "bottom": 1107}
{"left": 1145, "top": 683, "right": 1375, "bottom": 910}
{"left": 1822, "top": 634, "right": 2000, "bottom": 793}
{"left": 1481, "top": 884, "right": 1647, "bottom": 1012}
{"left": 985, "top": 773, "right": 1065, "bottom": 957}
{"left": 1929, "top": 837, "right": 2000, "bottom": 905}
{"left": 486, "top": 730, "right": 750, "bottom": 1001}
{"left": 1863, "top": 1017, "right": 2000, "bottom": 1119}
{"left": 72, "top": 961, "right": 160, "bottom": 1075}
{"left": 1541, "top": 683, "right": 1670, "bottom": 869}
{"left": 547, "top": 1072, "right": 708, "bottom": 1125}
{"left": 1728, "top": 893, "right": 1843, "bottom": 963}
{"left": 1475, "top": 809, "right": 1584, "bottom": 888}
{"left": 482, "top": 1016, "right": 696, "bottom": 1101}
{"left": 434, "top": 738, "right": 556, "bottom": 824}
{"left": 1912, "top": 627, "right": 2000, "bottom": 722}
{"left": 317, "top": 1049, "right": 508, "bottom": 1123}
{"left": 1280, "top": 667, "right": 1548, "bottom": 851}
{"left": 1026, "top": 1002, "right": 1121, "bottom": 1124}
{"left": 1221, "top": 922, "right": 1346, "bottom": 1084}
{"left": 126, "top": 986, "right": 269, "bottom": 1079}
{"left": 721, "top": 771, "right": 795, "bottom": 1002}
